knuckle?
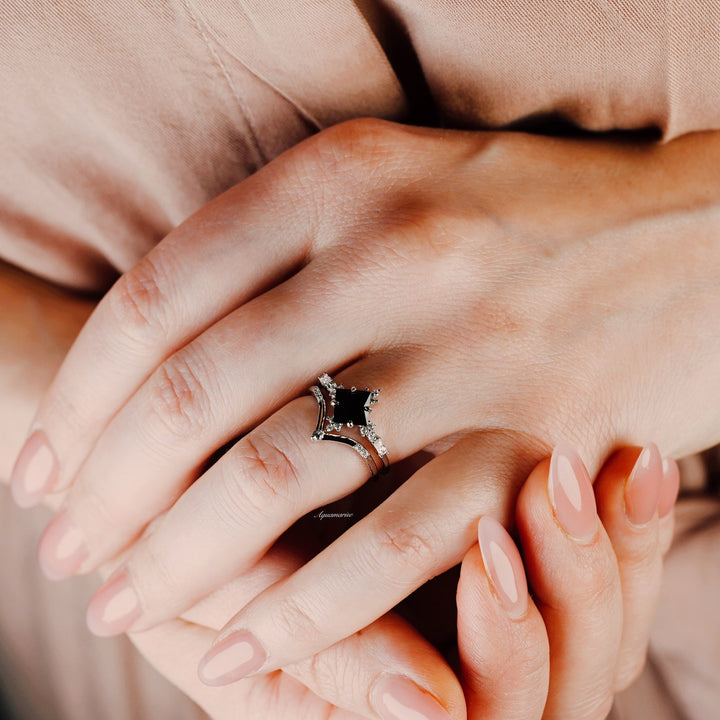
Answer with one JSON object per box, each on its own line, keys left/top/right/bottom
{"left": 106, "top": 255, "right": 172, "bottom": 345}
{"left": 573, "top": 552, "right": 621, "bottom": 611}
{"left": 302, "top": 118, "right": 405, "bottom": 208}
{"left": 272, "top": 592, "right": 322, "bottom": 642}
{"left": 147, "top": 349, "right": 214, "bottom": 440}
{"left": 136, "top": 533, "right": 183, "bottom": 599}
{"left": 293, "top": 640, "right": 359, "bottom": 699}
{"left": 367, "top": 517, "right": 441, "bottom": 582}
{"left": 312, "top": 117, "right": 398, "bottom": 171}
{"left": 228, "top": 429, "right": 304, "bottom": 516}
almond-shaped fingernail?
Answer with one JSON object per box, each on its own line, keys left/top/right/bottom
{"left": 370, "top": 675, "right": 452, "bottom": 720}
{"left": 198, "top": 630, "right": 267, "bottom": 686}
{"left": 477, "top": 516, "right": 528, "bottom": 619}
{"left": 10, "top": 430, "right": 59, "bottom": 508}
{"left": 86, "top": 569, "right": 142, "bottom": 637}
{"left": 548, "top": 442, "right": 598, "bottom": 542}
{"left": 624, "top": 444, "right": 663, "bottom": 527}
{"left": 658, "top": 457, "right": 680, "bottom": 519}
{"left": 37, "top": 511, "right": 88, "bottom": 580}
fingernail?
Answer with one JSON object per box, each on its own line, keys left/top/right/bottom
{"left": 548, "top": 441, "right": 597, "bottom": 542}
{"left": 477, "top": 516, "right": 528, "bottom": 619}
{"left": 86, "top": 569, "right": 142, "bottom": 637}
{"left": 37, "top": 511, "right": 88, "bottom": 580}
{"left": 624, "top": 444, "right": 663, "bottom": 527}
{"left": 10, "top": 430, "right": 59, "bottom": 508}
{"left": 198, "top": 630, "right": 267, "bottom": 685}
{"left": 658, "top": 457, "right": 680, "bottom": 519}
{"left": 370, "top": 675, "right": 452, "bottom": 720}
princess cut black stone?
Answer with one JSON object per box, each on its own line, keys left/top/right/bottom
{"left": 332, "top": 388, "right": 371, "bottom": 426}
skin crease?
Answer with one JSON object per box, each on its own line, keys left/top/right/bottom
{"left": 2, "top": 121, "right": 710, "bottom": 717}
{"left": 17, "top": 121, "right": 720, "bottom": 676}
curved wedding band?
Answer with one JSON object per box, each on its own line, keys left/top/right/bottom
{"left": 310, "top": 373, "right": 390, "bottom": 477}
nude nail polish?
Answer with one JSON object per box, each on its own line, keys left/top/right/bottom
{"left": 624, "top": 444, "right": 663, "bottom": 527}
{"left": 658, "top": 457, "right": 680, "bottom": 519}
{"left": 370, "top": 675, "right": 452, "bottom": 720}
{"left": 198, "top": 630, "right": 267, "bottom": 686}
{"left": 86, "top": 569, "right": 142, "bottom": 637}
{"left": 10, "top": 430, "right": 59, "bottom": 508}
{"left": 37, "top": 511, "right": 88, "bottom": 580}
{"left": 477, "top": 516, "right": 528, "bottom": 619}
{"left": 548, "top": 442, "right": 597, "bottom": 542}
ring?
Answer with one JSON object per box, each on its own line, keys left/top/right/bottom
{"left": 310, "top": 372, "right": 390, "bottom": 477}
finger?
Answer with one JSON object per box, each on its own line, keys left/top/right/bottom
{"left": 284, "top": 613, "right": 464, "bottom": 720}
{"left": 457, "top": 517, "right": 549, "bottom": 720}
{"left": 37, "top": 342, "right": 455, "bottom": 583}
{"left": 10, "top": 151, "right": 318, "bottom": 507}
{"left": 658, "top": 456, "right": 680, "bottom": 556}
{"left": 130, "top": 620, "right": 366, "bottom": 720}
{"left": 153, "top": 540, "right": 465, "bottom": 720}
{"left": 593, "top": 444, "right": 664, "bottom": 691}
{"left": 192, "top": 434, "right": 538, "bottom": 679}
{"left": 516, "top": 443, "right": 623, "bottom": 720}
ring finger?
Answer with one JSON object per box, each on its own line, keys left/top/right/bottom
{"left": 36, "top": 241, "right": 463, "bottom": 582}
{"left": 189, "top": 432, "right": 541, "bottom": 679}
{"left": 79, "top": 347, "right": 492, "bottom": 635}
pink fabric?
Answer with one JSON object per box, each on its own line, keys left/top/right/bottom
{"left": 2, "top": 1, "right": 720, "bottom": 290}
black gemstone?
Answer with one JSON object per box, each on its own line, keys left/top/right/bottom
{"left": 332, "top": 389, "right": 371, "bottom": 426}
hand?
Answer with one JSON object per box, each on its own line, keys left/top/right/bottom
{"left": 0, "top": 262, "right": 464, "bottom": 720}
{"left": 456, "top": 444, "right": 680, "bottom": 720}
{"left": 12, "top": 120, "right": 720, "bottom": 673}
{"left": 128, "top": 443, "right": 679, "bottom": 720}
{"left": 128, "top": 532, "right": 467, "bottom": 720}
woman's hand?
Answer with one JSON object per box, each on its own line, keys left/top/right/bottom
{"left": 456, "top": 445, "right": 680, "bottom": 720}
{"left": 0, "top": 261, "right": 465, "bottom": 720}
{"left": 127, "top": 444, "right": 679, "bottom": 720}
{"left": 127, "top": 534, "right": 467, "bottom": 720}
{"left": 11, "top": 120, "right": 720, "bottom": 671}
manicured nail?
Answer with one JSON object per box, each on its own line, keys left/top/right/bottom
{"left": 370, "top": 675, "right": 452, "bottom": 720}
{"left": 548, "top": 442, "right": 597, "bottom": 542}
{"left": 37, "top": 511, "right": 88, "bottom": 580}
{"left": 10, "top": 430, "right": 59, "bottom": 508}
{"left": 624, "top": 444, "right": 663, "bottom": 527}
{"left": 86, "top": 569, "right": 142, "bottom": 637}
{"left": 477, "top": 516, "right": 528, "bottom": 619}
{"left": 658, "top": 457, "right": 680, "bottom": 519}
{"left": 198, "top": 630, "right": 267, "bottom": 685}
